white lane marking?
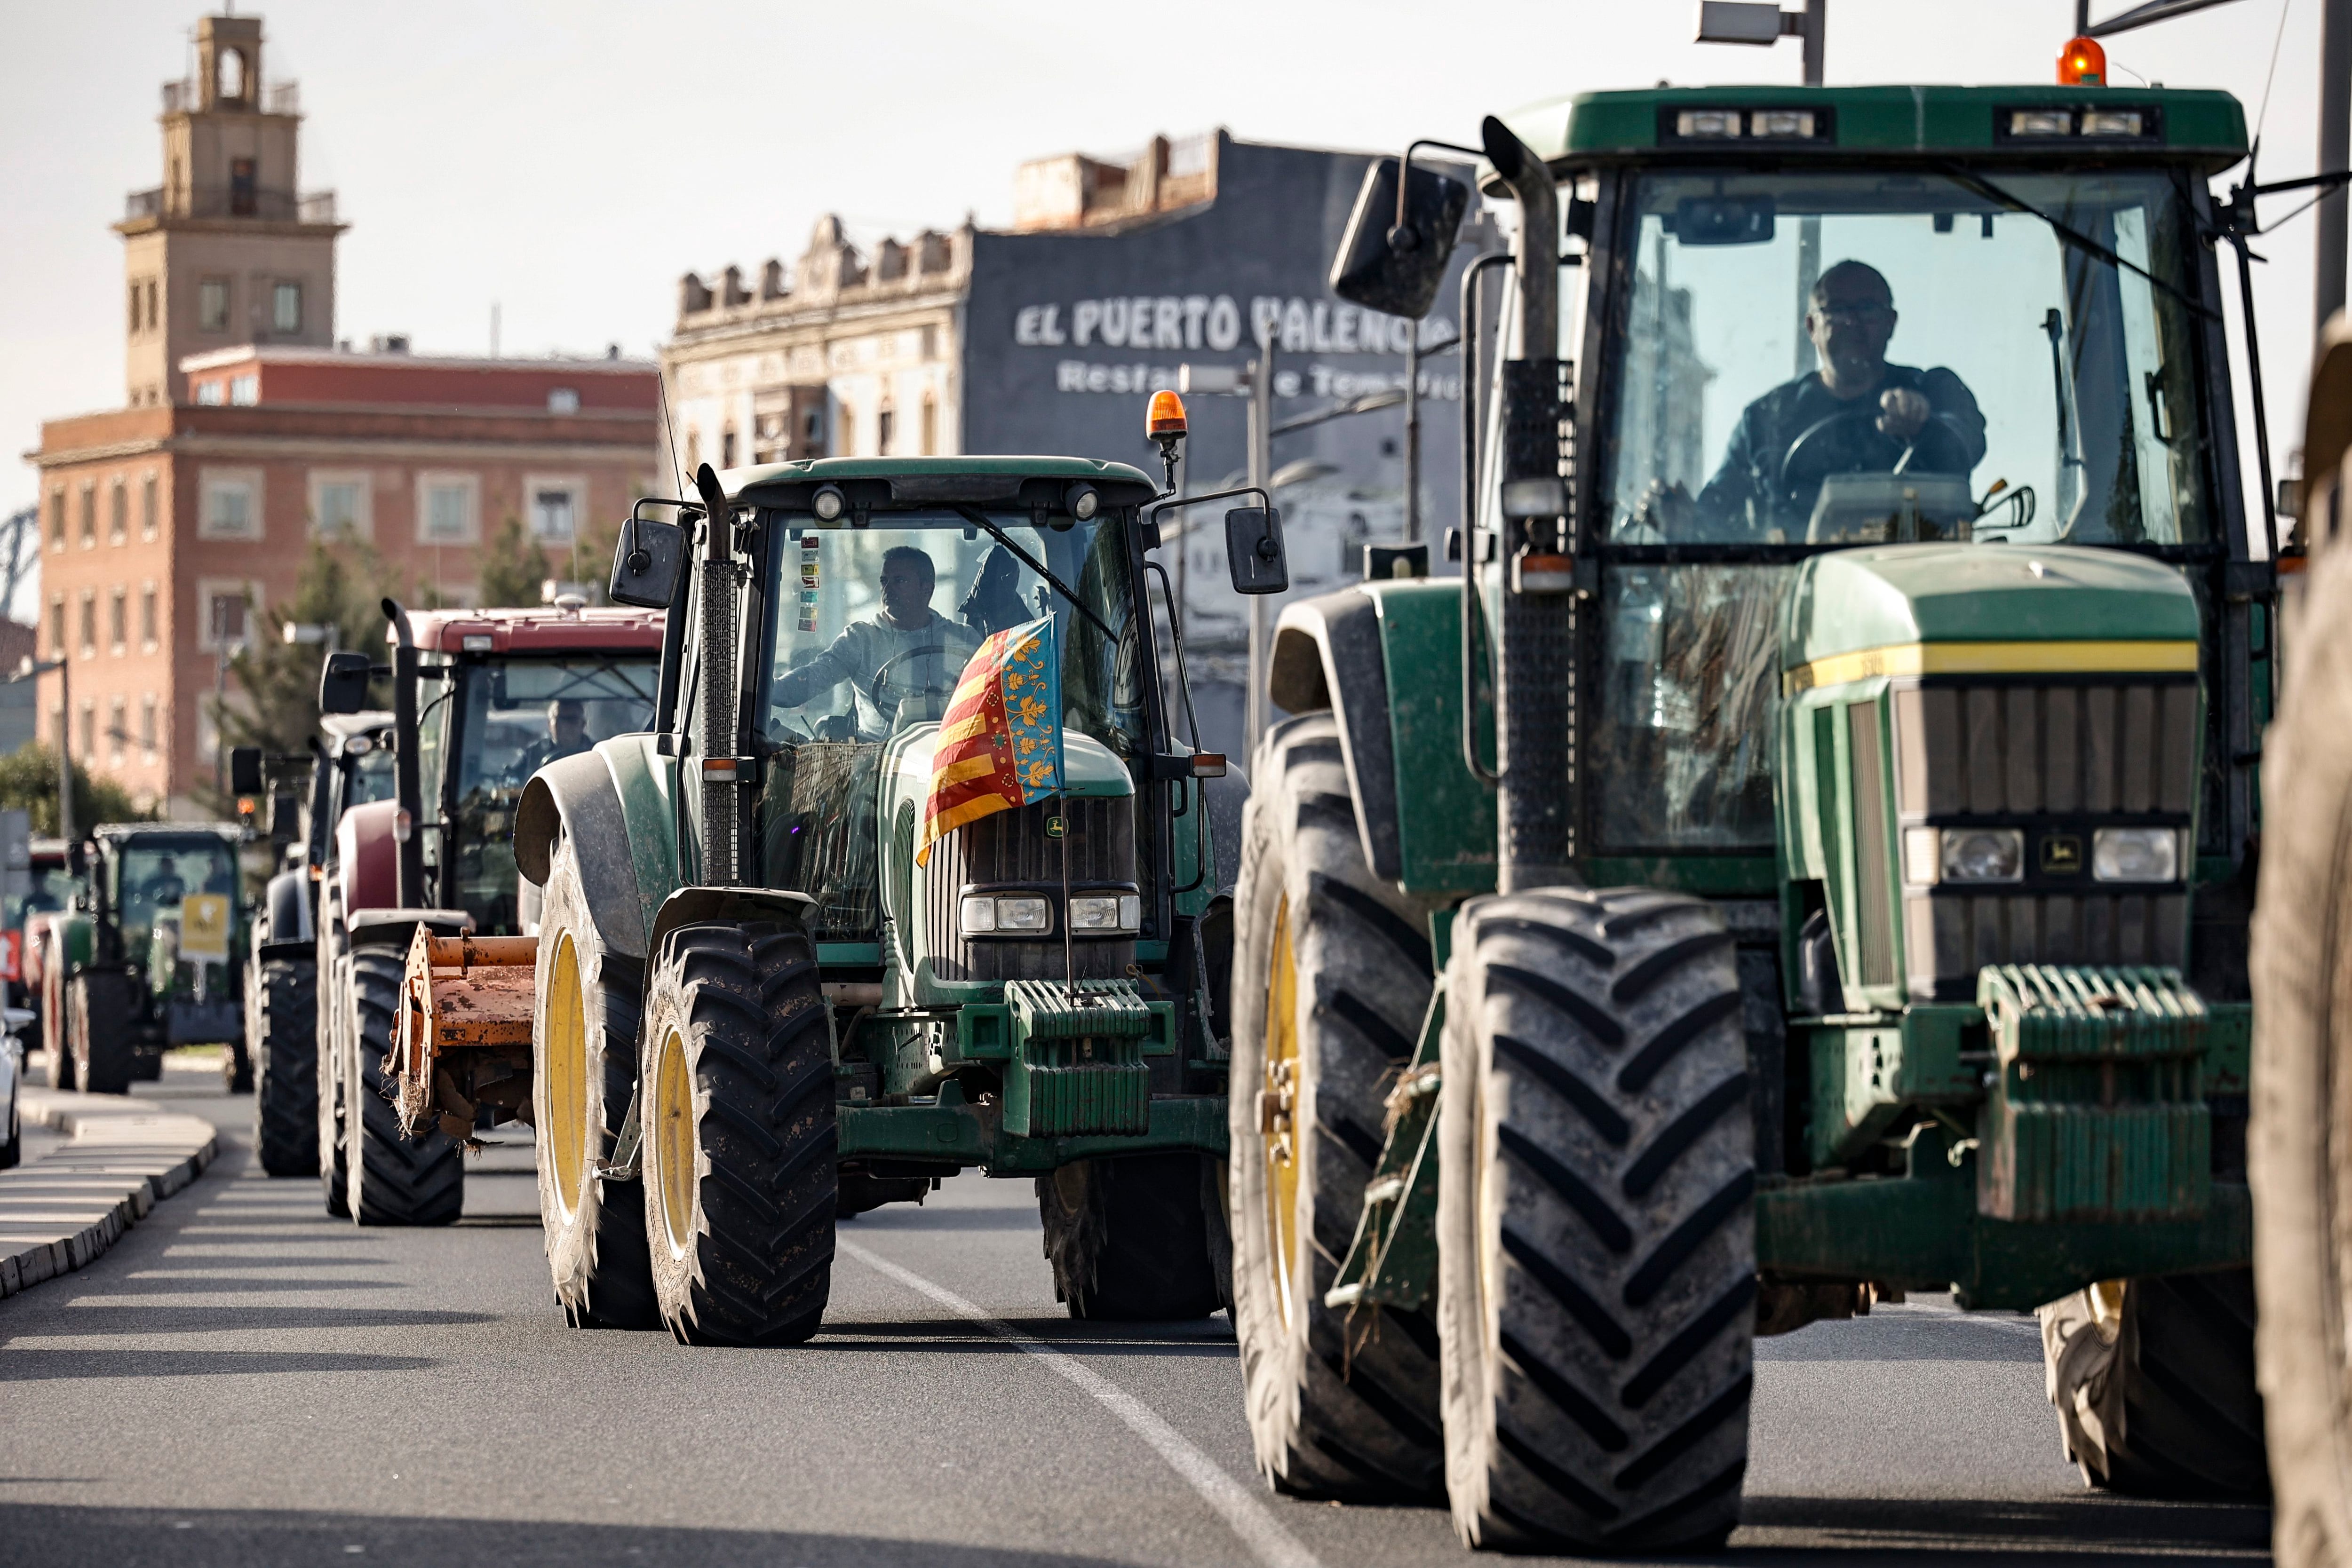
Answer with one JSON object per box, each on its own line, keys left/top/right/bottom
{"left": 838, "top": 1239, "right": 1321, "bottom": 1568}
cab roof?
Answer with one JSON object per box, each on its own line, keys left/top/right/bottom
{"left": 399, "top": 605, "right": 665, "bottom": 655}
{"left": 1505, "top": 84, "right": 2248, "bottom": 174}
{"left": 95, "top": 823, "right": 239, "bottom": 843}
{"left": 725, "top": 456, "right": 1160, "bottom": 511}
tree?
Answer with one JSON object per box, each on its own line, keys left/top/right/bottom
{"left": 476, "top": 514, "right": 551, "bottom": 609}
{"left": 216, "top": 541, "right": 397, "bottom": 772}
{"left": 0, "top": 743, "right": 150, "bottom": 836}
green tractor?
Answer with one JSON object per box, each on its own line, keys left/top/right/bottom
{"left": 43, "top": 824, "right": 246, "bottom": 1094}
{"left": 430, "top": 458, "right": 1248, "bottom": 1336}
{"left": 1227, "top": 83, "right": 2283, "bottom": 1548}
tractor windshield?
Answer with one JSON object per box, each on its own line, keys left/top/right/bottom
{"left": 1587, "top": 166, "right": 2213, "bottom": 853}
{"left": 116, "top": 838, "right": 236, "bottom": 958}
{"left": 758, "top": 509, "right": 1144, "bottom": 941}
{"left": 425, "top": 654, "right": 660, "bottom": 934}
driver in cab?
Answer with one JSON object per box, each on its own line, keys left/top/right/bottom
{"left": 773, "top": 546, "right": 982, "bottom": 740}
{"left": 1650, "top": 260, "right": 1986, "bottom": 539}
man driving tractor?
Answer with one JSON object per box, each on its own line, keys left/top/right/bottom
{"left": 1647, "top": 259, "right": 1987, "bottom": 538}
{"left": 772, "top": 544, "right": 983, "bottom": 739}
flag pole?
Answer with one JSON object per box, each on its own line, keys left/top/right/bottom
{"left": 1059, "top": 798, "right": 1076, "bottom": 1000}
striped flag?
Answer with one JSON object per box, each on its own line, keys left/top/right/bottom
{"left": 915, "top": 614, "right": 1063, "bottom": 868}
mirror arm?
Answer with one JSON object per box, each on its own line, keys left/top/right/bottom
{"left": 1394, "top": 137, "right": 1487, "bottom": 247}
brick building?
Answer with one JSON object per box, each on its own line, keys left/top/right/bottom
{"left": 24, "top": 13, "right": 659, "bottom": 815}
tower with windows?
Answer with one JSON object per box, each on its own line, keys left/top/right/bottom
{"left": 116, "top": 12, "right": 342, "bottom": 407}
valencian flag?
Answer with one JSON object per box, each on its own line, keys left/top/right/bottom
{"left": 915, "top": 614, "right": 1063, "bottom": 867}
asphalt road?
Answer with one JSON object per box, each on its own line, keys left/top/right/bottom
{"left": 0, "top": 1063, "right": 2272, "bottom": 1568}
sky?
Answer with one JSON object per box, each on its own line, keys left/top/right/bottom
{"left": 0, "top": 0, "right": 2338, "bottom": 551}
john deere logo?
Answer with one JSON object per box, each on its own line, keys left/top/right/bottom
{"left": 1045, "top": 816, "right": 1065, "bottom": 839}
{"left": 2041, "top": 835, "right": 2084, "bottom": 875}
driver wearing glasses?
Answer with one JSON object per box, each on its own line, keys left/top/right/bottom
{"left": 772, "top": 545, "right": 983, "bottom": 740}
{"left": 1647, "top": 259, "right": 1986, "bottom": 538}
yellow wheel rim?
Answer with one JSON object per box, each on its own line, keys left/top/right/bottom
{"left": 1263, "top": 894, "right": 1301, "bottom": 1330}
{"left": 2089, "top": 1278, "right": 2129, "bottom": 1342}
{"left": 545, "top": 934, "right": 587, "bottom": 1215}
{"left": 653, "top": 1024, "right": 697, "bottom": 1258}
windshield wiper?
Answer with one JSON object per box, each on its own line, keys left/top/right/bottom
{"left": 949, "top": 505, "right": 1120, "bottom": 644}
{"left": 1936, "top": 164, "right": 2218, "bottom": 322}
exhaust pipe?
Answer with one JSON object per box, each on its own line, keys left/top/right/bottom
{"left": 382, "top": 598, "right": 426, "bottom": 908}
{"left": 691, "top": 465, "right": 741, "bottom": 886}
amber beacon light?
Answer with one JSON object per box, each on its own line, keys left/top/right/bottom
{"left": 2058, "top": 35, "right": 2106, "bottom": 86}
{"left": 1146, "top": 389, "right": 1188, "bottom": 440}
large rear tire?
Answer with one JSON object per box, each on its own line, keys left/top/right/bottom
{"left": 1039, "top": 1154, "right": 1227, "bottom": 1321}
{"left": 641, "top": 922, "right": 834, "bottom": 1346}
{"left": 1437, "top": 887, "right": 1754, "bottom": 1554}
{"left": 1228, "top": 711, "right": 1446, "bottom": 1501}
{"left": 2250, "top": 517, "right": 2352, "bottom": 1564}
{"left": 534, "top": 840, "right": 657, "bottom": 1329}
{"left": 71, "top": 972, "right": 136, "bottom": 1096}
{"left": 343, "top": 947, "right": 464, "bottom": 1226}
{"left": 251, "top": 957, "right": 318, "bottom": 1177}
{"left": 2041, "top": 1272, "right": 2266, "bottom": 1497}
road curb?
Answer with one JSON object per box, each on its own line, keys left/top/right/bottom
{"left": 0, "top": 1088, "right": 220, "bottom": 1299}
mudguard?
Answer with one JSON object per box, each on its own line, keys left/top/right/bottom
{"left": 1267, "top": 581, "right": 1496, "bottom": 897}
{"left": 336, "top": 800, "right": 399, "bottom": 918}
{"left": 515, "top": 740, "right": 672, "bottom": 963}
{"left": 647, "top": 887, "right": 817, "bottom": 967}
{"left": 258, "top": 866, "right": 312, "bottom": 958}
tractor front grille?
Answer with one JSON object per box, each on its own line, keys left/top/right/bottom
{"left": 1890, "top": 678, "right": 2199, "bottom": 1001}
{"left": 923, "top": 796, "right": 1136, "bottom": 984}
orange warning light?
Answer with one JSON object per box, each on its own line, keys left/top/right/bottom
{"left": 1146, "top": 390, "right": 1188, "bottom": 440}
{"left": 2058, "top": 35, "right": 2106, "bottom": 86}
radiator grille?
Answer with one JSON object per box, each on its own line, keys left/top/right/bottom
{"left": 923, "top": 795, "right": 1137, "bottom": 983}
{"left": 1848, "top": 702, "right": 1897, "bottom": 988}
{"left": 1893, "top": 681, "right": 2198, "bottom": 817}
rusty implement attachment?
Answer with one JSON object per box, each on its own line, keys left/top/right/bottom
{"left": 392, "top": 929, "right": 538, "bottom": 1140}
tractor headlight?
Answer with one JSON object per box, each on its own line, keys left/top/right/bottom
{"left": 2093, "top": 826, "right": 2180, "bottom": 883}
{"left": 961, "top": 894, "right": 1052, "bottom": 936}
{"left": 1066, "top": 894, "right": 1141, "bottom": 934}
{"left": 1942, "top": 827, "right": 2024, "bottom": 884}
{"left": 811, "top": 484, "right": 846, "bottom": 522}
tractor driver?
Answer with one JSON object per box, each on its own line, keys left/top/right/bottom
{"left": 512, "top": 699, "right": 591, "bottom": 780}
{"left": 1643, "top": 260, "right": 1987, "bottom": 539}
{"left": 772, "top": 545, "right": 982, "bottom": 740}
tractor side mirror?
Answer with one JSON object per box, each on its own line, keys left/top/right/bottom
{"left": 610, "top": 517, "right": 687, "bottom": 609}
{"left": 1225, "top": 507, "right": 1289, "bottom": 595}
{"left": 227, "top": 746, "right": 263, "bottom": 796}
{"left": 318, "top": 651, "right": 373, "bottom": 715}
{"left": 1329, "top": 155, "right": 1471, "bottom": 320}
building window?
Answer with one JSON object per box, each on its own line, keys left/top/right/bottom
{"left": 77, "top": 591, "right": 96, "bottom": 657}
{"left": 721, "top": 427, "right": 739, "bottom": 467}
{"left": 127, "top": 282, "right": 141, "bottom": 334}
{"left": 78, "top": 484, "right": 95, "bottom": 548}
{"left": 140, "top": 584, "right": 158, "bottom": 650}
{"left": 108, "top": 481, "right": 127, "bottom": 544}
{"left": 200, "top": 470, "right": 262, "bottom": 539}
{"left": 803, "top": 406, "right": 825, "bottom": 453}
{"left": 140, "top": 695, "right": 158, "bottom": 759}
{"left": 199, "top": 277, "right": 230, "bottom": 332}
{"left": 48, "top": 596, "right": 64, "bottom": 656}
{"left": 141, "top": 473, "right": 158, "bottom": 539}
{"left": 108, "top": 589, "right": 126, "bottom": 654}
{"left": 107, "top": 698, "right": 126, "bottom": 766}
{"left": 230, "top": 157, "right": 257, "bottom": 217}
{"left": 203, "top": 587, "right": 250, "bottom": 651}
{"left": 920, "top": 394, "right": 938, "bottom": 456}
{"left": 877, "top": 407, "right": 895, "bottom": 455}
{"left": 144, "top": 280, "right": 157, "bottom": 333}
{"left": 310, "top": 473, "right": 368, "bottom": 540}
{"left": 418, "top": 474, "right": 478, "bottom": 544}
{"left": 272, "top": 282, "right": 302, "bottom": 334}
{"left": 230, "top": 374, "right": 259, "bottom": 406}
{"left": 547, "top": 387, "right": 580, "bottom": 414}
{"left": 47, "top": 488, "right": 64, "bottom": 550}
{"left": 196, "top": 380, "right": 225, "bottom": 405}
{"left": 78, "top": 702, "right": 94, "bottom": 761}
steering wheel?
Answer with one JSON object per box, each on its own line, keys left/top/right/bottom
{"left": 869, "top": 645, "right": 954, "bottom": 723}
{"left": 1778, "top": 408, "right": 1912, "bottom": 507}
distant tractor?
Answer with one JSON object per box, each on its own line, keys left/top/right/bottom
{"left": 44, "top": 824, "right": 245, "bottom": 1094}
{"left": 310, "top": 600, "right": 662, "bottom": 1224}
{"left": 1224, "top": 76, "right": 2287, "bottom": 1551}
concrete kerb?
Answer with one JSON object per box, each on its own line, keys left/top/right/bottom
{"left": 0, "top": 1087, "right": 219, "bottom": 1299}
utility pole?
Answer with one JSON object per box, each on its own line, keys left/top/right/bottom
{"left": 2322, "top": 0, "right": 2350, "bottom": 329}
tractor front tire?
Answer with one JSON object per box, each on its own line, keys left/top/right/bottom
{"left": 2249, "top": 520, "right": 2352, "bottom": 1563}
{"left": 343, "top": 947, "right": 464, "bottom": 1226}
{"left": 71, "top": 973, "right": 136, "bottom": 1096}
{"left": 1437, "top": 887, "right": 1754, "bottom": 1554}
{"left": 534, "top": 840, "right": 657, "bottom": 1329}
{"left": 251, "top": 957, "right": 318, "bottom": 1177}
{"left": 40, "top": 949, "right": 74, "bottom": 1091}
{"left": 1039, "top": 1154, "right": 1227, "bottom": 1320}
{"left": 2040, "top": 1272, "right": 2266, "bottom": 1497}
{"left": 641, "top": 922, "right": 834, "bottom": 1346}
{"left": 1228, "top": 711, "right": 1446, "bottom": 1501}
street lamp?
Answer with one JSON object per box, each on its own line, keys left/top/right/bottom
{"left": 10, "top": 655, "right": 72, "bottom": 843}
